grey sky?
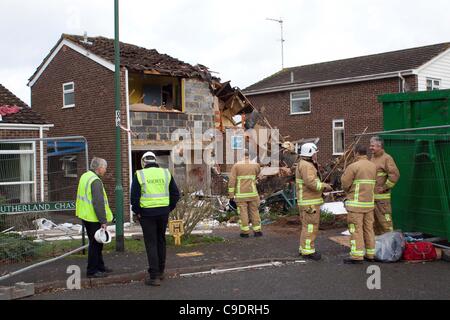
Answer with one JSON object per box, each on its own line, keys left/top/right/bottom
{"left": 1, "top": 0, "right": 449, "bottom": 105}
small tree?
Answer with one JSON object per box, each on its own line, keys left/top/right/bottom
{"left": 170, "top": 188, "right": 215, "bottom": 237}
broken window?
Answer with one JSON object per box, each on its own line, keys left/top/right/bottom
{"left": 129, "top": 74, "right": 182, "bottom": 111}
{"left": 60, "top": 155, "right": 77, "bottom": 178}
{"left": 333, "top": 120, "right": 345, "bottom": 155}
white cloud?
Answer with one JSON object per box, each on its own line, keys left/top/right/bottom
{"left": 0, "top": 0, "right": 449, "bottom": 105}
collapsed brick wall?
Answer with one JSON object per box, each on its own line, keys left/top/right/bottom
{"left": 247, "top": 76, "right": 417, "bottom": 166}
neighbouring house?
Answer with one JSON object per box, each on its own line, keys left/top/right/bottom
{"left": 0, "top": 83, "right": 53, "bottom": 205}
{"left": 244, "top": 42, "right": 450, "bottom": 164}
{"left": 28, "top": 33, "right": 257, "bottom": 220}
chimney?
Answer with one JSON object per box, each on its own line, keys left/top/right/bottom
{"left": 290, "top": 71, "right": 294, "bottom": 83}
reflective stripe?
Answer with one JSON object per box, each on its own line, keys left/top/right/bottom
{"left": 385, "top": 214, "right": 391, "bottom": 222}
{"left": 228, "top": 187, "right": 235, "bottom": 193}
{"left": 252, "top": 225, "right": 261, "bottom": 231}
{"left": 300, "top": 247, "right": 316, "bottom": 255}
{"left": 236, "top": 175, "right": 258, "bottom": 198}
{"left": 305, "top": 239, "right": 312, "bottom": 250}
{"left": 349, "top": 223, "right": 355, "bottom": 234}
{"left": 377, "top": 172, "right": 387, "bottom": 177}
{"left": 353, "top": 179, "right": 376, "bottom": 184}
{"left": 240, "top": 225, "right": 250, "bottom": 231}
{"left": 366, "top": 248, "right": 376, "bottom": 255}
{"left": 345, "top": 200, "right": 374, "bottom": 208}
{"left": 138, "top": 168, "right": 170, "bottom": 199}
{"left": 374, "top": 193, "right": 391, "bottom": 200}
{"left": 385, "top": 179, "right": 396, "bottom": 188}
{"left": 315, "top": 179, "right": 322, "bottom": 191}
{"left": 298, "top": 198, "right": 324, "bottom": 206}
{"left": 350, "top": 240, "right": 364, "bottom": 257}
{"left": 307, "top": 224, "right": 314, "bottom": 233}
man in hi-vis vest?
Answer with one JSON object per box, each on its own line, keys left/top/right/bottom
{"left": 131, "top": 151, "right": 180, "bottom": 286}
{"left": 76, "top": 157, "right": 114, "bottom": 278}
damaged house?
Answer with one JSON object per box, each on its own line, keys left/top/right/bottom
{"left": 28, "top": 33, "right": 264, "bottom": 219}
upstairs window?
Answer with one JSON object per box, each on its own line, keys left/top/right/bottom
{"left": 63, "top": 82, "right": 75, "bottom": 108}
{"left": 333, "top": 120, "right": 345, "bottom": 155}
{"left": 290, "top": 91, "right": 311, "bottom": 114}
{"left": 426, "top": 78, "right": 440, "bottom": 91}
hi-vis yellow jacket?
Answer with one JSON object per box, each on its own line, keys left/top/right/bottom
{"left": 370, "top": 150, "right": 400, "bottom": 201}
{"left": 296, "top": 159, "right": 326, "bottom": 207}
{"left": 228, "top": 159, "right": 260, "bottom": 202}
{"left": 341, "top": 155, "right": 377, "bottom": 213}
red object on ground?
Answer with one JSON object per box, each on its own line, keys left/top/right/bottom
{"left": 0, "top": 105, "right": 21, "bottom": 116}
{"left": 403, "top": 242, "right": 437, "bottom": 261}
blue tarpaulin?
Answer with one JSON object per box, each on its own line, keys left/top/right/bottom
{"left": 47, "top": 141, "right": 85, "bottom": 156}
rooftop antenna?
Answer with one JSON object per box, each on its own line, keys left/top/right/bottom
{"left": 266, "top": 17, "right": 285, "bottom": 69}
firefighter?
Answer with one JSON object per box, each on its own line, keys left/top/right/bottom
{"left": 341, "top": 145, "right": 377, "bottom": 264}
{"left": 296, "top": 143, "right": 332, "bottom": 261}
{"left": 369, "top": 136, "right": 400, "bottom": 235}
{"left": 228, "top": 149, "right": 262, "bottom": 238}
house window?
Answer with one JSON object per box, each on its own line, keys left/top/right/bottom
{"left": 63, "top": 82, "right": 75, "bottom": 108}
{"left": 60, "top": 155, "right": 77, "bottom": 178}
{"left": 290, "top": 91, "right": 311, "bottom": 114}
{"left": 0, "top": 143, "right": 35, "bottom": 204}
{"left": 333, "top": 120, "right": 345, "bottom": 155}
{"left": 426, "top": 78, "right": 440, "bottom": 91}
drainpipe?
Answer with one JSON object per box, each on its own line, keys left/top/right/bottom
{"left": 398, "top": 72, "right": 406, "bottom": 92}
{"left": 125, "top": 68, "right": 133, "bottom": 224}
{"left": 39, "top": 126, "right": 44, "bottom": 201}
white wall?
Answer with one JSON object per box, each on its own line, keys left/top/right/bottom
{"left": 417, "top": 48, "right": 450, "bottom": 91}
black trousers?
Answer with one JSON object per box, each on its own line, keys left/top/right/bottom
{"left": 83, "top": 220, "right": 106, "bottom": 275}
{"left": 139, "top": 215, "right": 169, "bottom": 279}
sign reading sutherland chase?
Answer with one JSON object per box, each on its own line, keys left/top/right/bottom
{"left": 0, "top": 201, "right": 75, "bottom": 214}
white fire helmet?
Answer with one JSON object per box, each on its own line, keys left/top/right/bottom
{"left": 300, "top": 143, "right": 318, "bottom": 157}
{"left": 141, "top": 151, "right": 157, "bottom": 168}
{"left": 94, "top": 228, "right": 111, "bottom": 244}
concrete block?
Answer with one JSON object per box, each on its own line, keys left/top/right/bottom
{"left": 0, "top": 287, "right": 14, "bottom": 300}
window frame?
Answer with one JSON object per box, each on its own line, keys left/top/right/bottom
{"left": 426, "top": 78, "right": 441, "bottom": 91}
{"left": 0, "top": 142, "right": 37, "bottom": 203}
{"left": 332, "top": 119, "right": 345, "bottom": 156}
{"left": 62, "top": 82, "right": 75, "bottom": 109}
{"left": 290, "top": 90, "right": 311, "bottom": 115}
{"left": 61, "top": 155, "right": 78, "bottom": 178}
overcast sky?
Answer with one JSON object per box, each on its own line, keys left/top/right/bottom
{"left": 1, "top": 0, "right": 449, "bottom": 105}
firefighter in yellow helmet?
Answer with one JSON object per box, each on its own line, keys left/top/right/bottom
{"left": 341, "top": 145, "right": 377, "bottom": 264}
{"left": 296, "top": 143, "right": 332, "bottom": 261}
{"left": 131, "top": 151, "right": 180, "bottom": 286}
{"left": 228, "top": 149, "right": 262, "bottom": 238}
{"left": 369, "top": 136, "right": 400, "bottom": 235}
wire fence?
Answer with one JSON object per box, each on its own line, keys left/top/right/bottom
{"left": 0, "top": 138, "right": 88, "bottom": 270}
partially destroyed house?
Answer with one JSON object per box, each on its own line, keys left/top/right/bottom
{"left": 28, "top": 33, "right": 261, "bottom": 219}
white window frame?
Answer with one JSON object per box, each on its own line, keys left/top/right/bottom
{"left": 426, "top": 78, "right": 441, "bottom": 91}
{"left": 290, "top": 90, "right": 311, "bottom": 115}
{"left": 0, "top": 142, "right": 36, "bottom": 203}
{"left": 62, "top": 82, "right": 75, "bottom": 108}
{"left": 332, "top": 119, "right": 345, "bottom": 156}
{"left": 61, "top": 155, "right": 78, "bottom": 178}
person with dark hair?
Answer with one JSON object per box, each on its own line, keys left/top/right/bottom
{"left": 369, "top": 136, "right": 400, "bottom": 235}
{"left": 341, "top": 145, "right": 377, "bottom": 264}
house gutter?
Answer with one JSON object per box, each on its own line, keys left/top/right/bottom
{"left": 0, "top": 123, "right": 53, "bottom": 130}
{"left": 244, "top": 70, "right": 416, "bottom": 96}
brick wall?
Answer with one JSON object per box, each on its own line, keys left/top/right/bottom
{"left": 30, "top": 45, "right": 131, "bottom": 219}
{"left": 247, "top": 76, "right": 417, "bottom": 165}
{"left": 0, "top": 128, "right": 48, "bottom": 202}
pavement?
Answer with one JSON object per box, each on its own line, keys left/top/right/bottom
{"left": 1, "top": 224, "right": 449, "bottom": 299}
